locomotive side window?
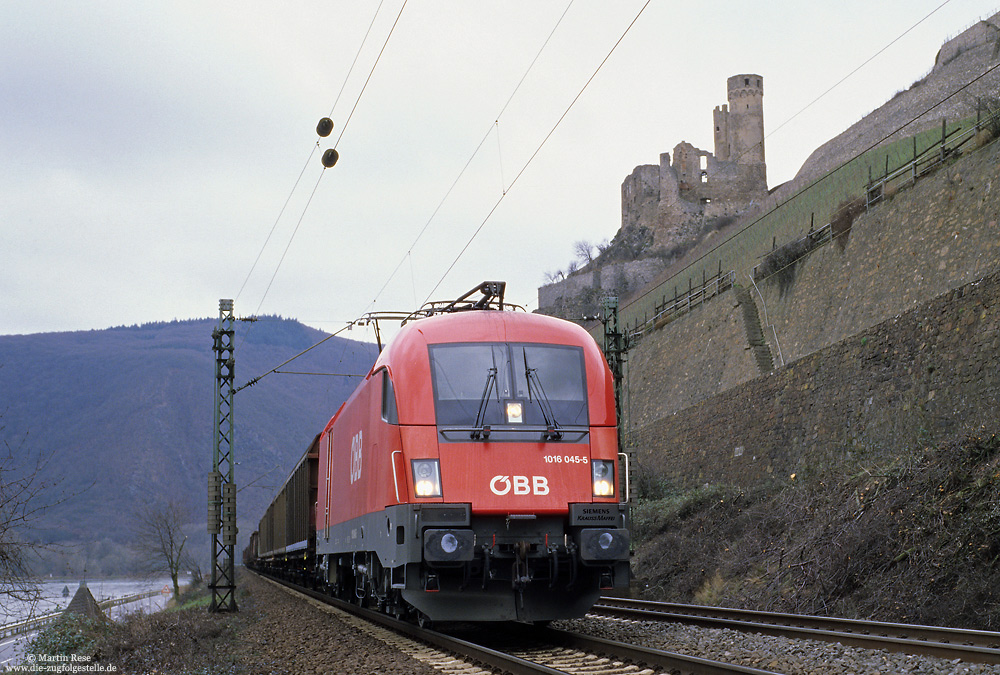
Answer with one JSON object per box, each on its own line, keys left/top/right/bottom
{"left": 380, "top": 369, "right": 398, "bottom": 424}
{"left": 429, "top": 343, "right": 587, "bottom": 428}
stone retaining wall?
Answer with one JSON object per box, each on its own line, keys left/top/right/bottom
{"left": 631, "top": 268, "right": 1000, "bottom": 489}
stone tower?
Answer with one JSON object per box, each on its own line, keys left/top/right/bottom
{"left": 540, "top": 71, "right": 771, "bottom": 320}
{"left": 713, "top": 74, "right": 765, "bottom": 170}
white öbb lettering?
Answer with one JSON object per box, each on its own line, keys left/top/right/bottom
{"left": 490, "top": 475, "right": 549, "bottom": 496}
{"left": 349, "top": 430, "right": 363, "bottom": 484}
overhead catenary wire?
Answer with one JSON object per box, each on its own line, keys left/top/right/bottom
{"left": 236, "top": 322, "right": 358, "bottom": 392}
{"left": 495, "top": 120, "right": 506, "bottom": 195}
{"left": 235, "top": 1, "right": 409, "bottom": 354}
{"left": 328, "top": 0, "right": 389, "bottom": 120}
{"left": 234, "top": 2, "right": 389, "bottom": 307}
{"left": 252, "top": 0, "right": 409, "bottom": 314}
{"left": 756, "top": 0, "right": 954, "bottom": 158}
{"left": 233, "top": 146, "right": 318, "bottom": 305}
{"left": 272, "top": 370, "right": 366, "bottom": 377}
{"left": 362, "top": 0, "right": 575, "bottom": 314}
{"left": 332, "top": 0, "right": 409, "bottom": 151}
{"left": 423, "top": 0, "right": 652, "bottom": 304}
{"left": 243, "top": 170, "right": 327, "bottom": 334}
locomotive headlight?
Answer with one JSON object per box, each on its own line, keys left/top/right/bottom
{"left": 412, "top": 459, "right": 442, "bottom": 498}
{"left": 579, "top": 527, "right": 630, "bottom": 561}
{"left": 505, "top": 400, "right": 524, "bottom": 424}
{"left": 592, "top": 460, "right": 615, "bottom": 498}
{"left": 423, "top": 529, "right": 475, "bottom": 562}
{"left": 440, "top": 533, "right": 459, "bottom": 554}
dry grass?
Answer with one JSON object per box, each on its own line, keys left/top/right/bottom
{"left": 632, "top": 432, "right": 1000, "bottom": 628}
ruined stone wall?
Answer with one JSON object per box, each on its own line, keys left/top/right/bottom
{"left": 703, "top": 159, "right": 767, "bottom": 206}
{"left": 647, "top": 142, "right": 766, "bottom": 249}
{"left": 713, "top": 104, "right": 730, "bottom": 161}
{"left": 622, "top": 164, "right": 660, "bottom": 230}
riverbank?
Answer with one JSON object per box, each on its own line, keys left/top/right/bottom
{"left": 10, "top": 572, "right": 440, "bottom": 674}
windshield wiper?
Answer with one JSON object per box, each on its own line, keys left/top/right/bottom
{"left": 471, "top": 367, "right": 498, "bottom": 440}
{"left": 523, "top": 348, "right": 562, "bottom": 440}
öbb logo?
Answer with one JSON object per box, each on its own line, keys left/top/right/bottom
{"left": 349, "top": 431, "right": 363, "bottom": 484}
{"left": 490, "top": 475, "right": 549, "bottom": 496}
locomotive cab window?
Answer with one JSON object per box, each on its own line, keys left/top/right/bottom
{"left": 429, "top": 343, "right": 587, "bottom": 429}
{"left": 380, "top": 369, "right": 398, "bottom": 424}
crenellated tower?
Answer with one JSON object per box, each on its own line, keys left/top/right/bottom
{"left": 715, "top": 74, "right": 765, "bottom": 168}
{"left": 539, "top": 72, "right": 771, "bottom": 320}
{"left": 623, "top": 73, "right": 768, "bottom": 250}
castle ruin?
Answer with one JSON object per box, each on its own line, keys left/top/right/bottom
{"left": 621, "top": 74, "right": 768, "bottom": 248}
{"left": 538, "top": 74, "right": 769, "bottom": 319}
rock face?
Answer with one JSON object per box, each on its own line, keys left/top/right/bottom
{"left": 791, "top": 14, "right": 1000, "bottom": 188}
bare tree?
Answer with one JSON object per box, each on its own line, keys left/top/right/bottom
{"left": 0, "top": 439, "right": 42, "bottom": 608}
{"left": 133, "top": 500, "right": 192, "bottom": 599}
{"left": 0, "top": 410, "right": 69, "bottom": 612}
{"left": 573, "top": 240, "right": 596, "bottom": 265}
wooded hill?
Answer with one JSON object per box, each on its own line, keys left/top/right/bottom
{"left": 0, "top": 317, "right": 378, "bottom": 577}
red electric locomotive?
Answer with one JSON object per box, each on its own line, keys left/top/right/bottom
{"left": 253, "top": 283, "right": 630, "bottom": 623}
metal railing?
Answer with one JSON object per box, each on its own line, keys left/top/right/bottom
{"left": 0, "top": 589, "right": 163, "bottom": 639}
{"left": 611, "top": 108, "right": 996, "bottom": 342}
{"left": 627, "top": 270, "right": 736, "bottom": 341}
{"left": 864, "top": 110, "right": 997, "bottom": 209}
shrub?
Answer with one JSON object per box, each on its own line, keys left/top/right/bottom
{"left": 22, "top": 614, "right": 108, "bottom": 663}
{"left": 754, "top": 235, "right": 816, "bottom": 296}
{"left": 831, "top": 197, "right": 866, "bottom": 251}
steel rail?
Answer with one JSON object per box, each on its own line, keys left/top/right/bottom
{"left": 593, "top": 597, "right": 1000, "bottom": 665}
{"left": 264, "top": 574, "right": 564, "bottom": 675}
{"left": 261, "top": 572, "right": 782, "bottom": 675}
{"left": 531, "top": 624, "right": 782, "bottom": 675}
{"left": 597, "top": 597, "right": 1000, "bottom": 647}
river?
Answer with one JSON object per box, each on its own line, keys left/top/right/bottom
{"left": 0, "top": 577, "right": 181, "bottom": 669}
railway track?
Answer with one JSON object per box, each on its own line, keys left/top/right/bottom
{"left": 259, "top": 572, "right": 782, "bottom": 675}
{"left": 593, "top": 596, "right": 1000, "bottom": 665}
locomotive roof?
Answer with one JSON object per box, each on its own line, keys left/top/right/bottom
{"left": 372, "top": 310, "right": 596, "bottom": 373}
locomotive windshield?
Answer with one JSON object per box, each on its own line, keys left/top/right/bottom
{"left": 429, "top": 343, "right": 588, "bottom": 428}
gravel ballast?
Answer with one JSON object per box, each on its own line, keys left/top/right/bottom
{"left": 101, "top": 575, "right": 1000, "bottom": 674}
{"left": 555, "top": 615, "right": 1000, "bottom": 675}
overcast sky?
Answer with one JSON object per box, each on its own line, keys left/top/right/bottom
{"left": 2, "top": 1, "right": 996, "bottom": 339}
